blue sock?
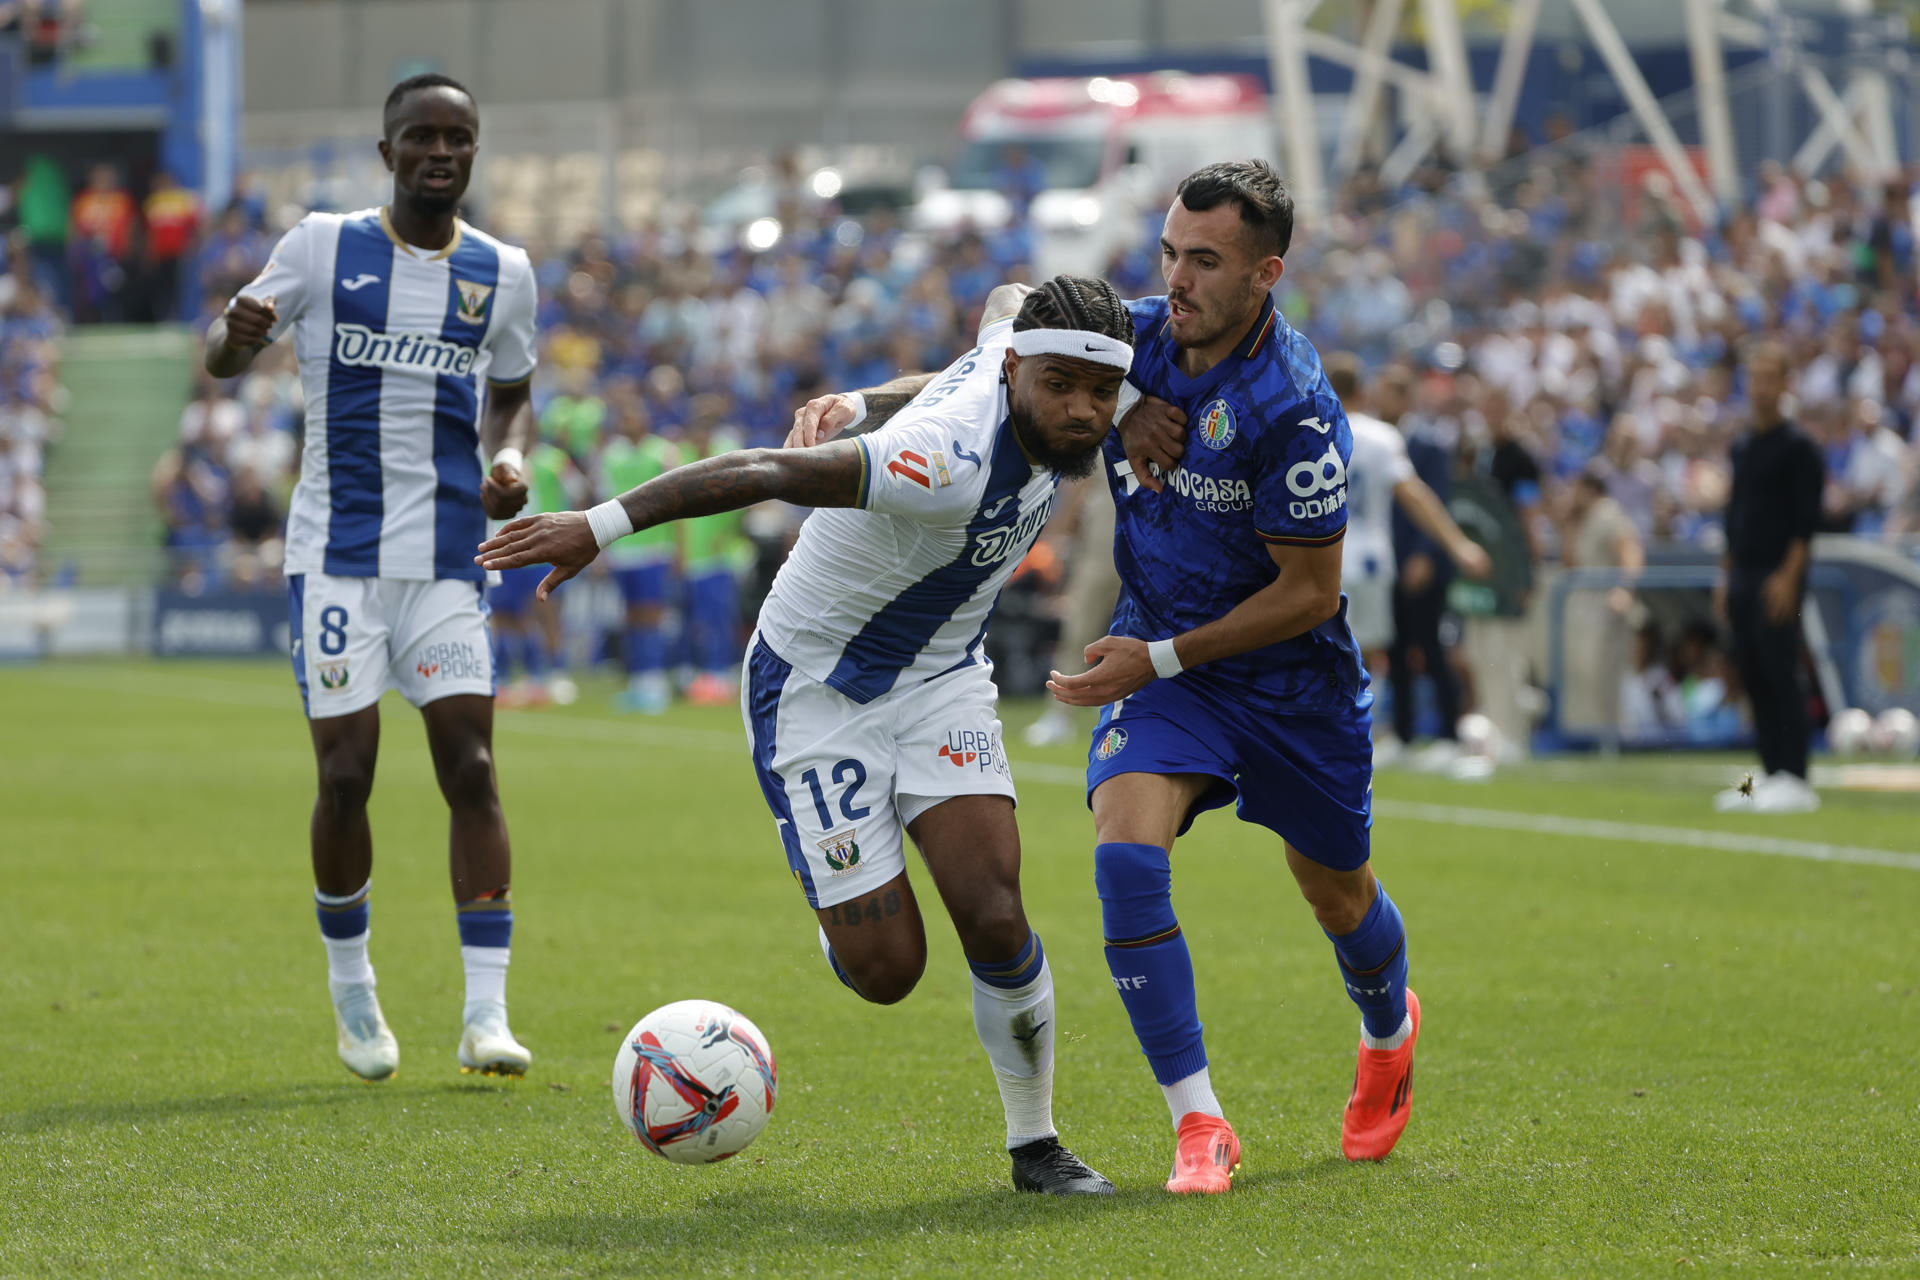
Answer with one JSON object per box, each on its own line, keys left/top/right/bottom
{"left": 1095, "top": 842, "right": 1206, "bottom": 1085}
{"left": 522, "top": 631, "right": 550, "bottom": 681}
{"left": 315, "top": 882, "right": 370, "bottom": 941}
{"left": 624, "top": 625, "right": 666, "bottom": 676}
{"left": 968, "top": 930, "right": 1045, "bottom": 990}
{"left": 456, "top": 888, "right": 514, "bottom": 949}
{"left": 1327, "top": 883, "right": 1409, "bottom": 1039}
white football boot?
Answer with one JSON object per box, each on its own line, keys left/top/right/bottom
{"left": 1753, "top": 771, "right": 1820, "bottom": 813}
{"left": 332, "top": 981, "right": 400, "bottom": 1081}
{"left": 458, "top": 1003, "right": 532, "bottom": 1077}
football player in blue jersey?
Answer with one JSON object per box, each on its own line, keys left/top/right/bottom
{"left": 1046, "top": 160, "right": 1418, "bottom": 1191}
{"left": 205, "top": 74, "right": 540, "bottom": 1083}
{"left": 788, "top": 161, "right": 1419, "bottom": 1195}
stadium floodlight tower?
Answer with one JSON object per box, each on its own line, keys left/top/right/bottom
{"left": 1263, "top": 0, "right": 1910, "bottom": 225}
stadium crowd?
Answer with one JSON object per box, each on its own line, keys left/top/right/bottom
{"left": 0, "top": 253, "right": 61, "bottom": 594}
{"left": 64, "top": 133, "right": 1920, "bottom": 723}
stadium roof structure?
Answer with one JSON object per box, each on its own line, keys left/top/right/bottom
{"left": 1259, "top": 0, "right": 1910, "bottom": 221}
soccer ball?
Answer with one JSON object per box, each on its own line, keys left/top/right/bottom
{"left": 1827, "top": 707, "right": 1874, "bottom": 757}
{"left": 1871, "top": 707, "right": 1920, "bottom": 758}
{"left": 611, "top": 1000, "right": 777, "bottom": 1165}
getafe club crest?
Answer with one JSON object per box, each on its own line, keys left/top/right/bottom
{"left": 1196, "top": 398, "right": 1237, "bottom": 450}
{"left": 818, "top": 829, "right": 861, "bottom": 875}
{"left": 454, "top": 278, "right": 494, "bottom": 324}
{"left": 1094, "top": 727, "right": 1128, "bottom": 761}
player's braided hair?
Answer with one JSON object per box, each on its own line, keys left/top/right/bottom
{"left": 1012, "top": 274, "right": 1133, "bottom": 344}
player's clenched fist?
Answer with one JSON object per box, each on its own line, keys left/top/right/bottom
{"left": 480, "top": 459, "right": 528, "bottom": 521}
{"left": 476, "top": 512, "right": 599, "bottom": 600}
{"left": 223, "top": 294, "right": 278, "bottom": 349}
{"left": 1116, "top": 393, "right": 1187, "bottom": 493}
{"left": 785, "top": 392, "right": 861, "bottom": 448}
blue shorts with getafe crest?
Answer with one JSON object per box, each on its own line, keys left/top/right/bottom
{"left": 1083, "top": 670, "right": 1374, "bottom": 871}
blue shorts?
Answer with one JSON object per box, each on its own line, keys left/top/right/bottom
{"left": 488, "top": 564, "right": 547, "bottom": 616}
{"left": 614, "top": 562, "right": 672, "bottom": 608}
{"left": 1085, "top": 674, "right": 1374, "bottom": 870}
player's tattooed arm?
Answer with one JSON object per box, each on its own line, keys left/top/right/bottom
{"left": 1046, "top": 538, "right": 1345, "bottom": 706}
{"left": 476, "top": 442, "right": 866, "bottom": 597}
{"left": 785, "top": 373, "right": 935, "bottom": 448}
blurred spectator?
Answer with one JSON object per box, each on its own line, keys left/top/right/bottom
{"left": 137, "top": 172, "right": 200, "bottom": 323}
{"left": 69, "top": 163, "right": 134, "bottom": 322}
{"left": 0, "top": 261, "right": 61, "bottom": 590}
{"left": 1560, "top": 463, "right": 1645, "bottom": 736}
{"left": 16, "top": 154, "right": 69, "bottom": 310}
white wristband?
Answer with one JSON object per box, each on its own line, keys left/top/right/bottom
{"left": 586, "top": 499, "right": 634, "bottom": 549}
{"left": 843, "top": 392, "right": 868, "bottom": 432}
{"left": 490, "top": 446, "right": 525, "bottom": 476}
{"left": 1147, "top": 637, "right": 1183, "bottom": 679}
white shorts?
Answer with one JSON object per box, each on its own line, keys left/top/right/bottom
{"left": 289, "top": 573, "right": 494, "bottom": 719}
{"left": 1342, "top": 555, "right": 1395, "bottom": 652}
{"left": 741, "top": 633, "right": 1017, "bottom": 908}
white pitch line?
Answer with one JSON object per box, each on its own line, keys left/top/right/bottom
{"left": 1371, "top": 799, "right": 1920, "bottom": 873}
{"left": 27, "top": 668, "right": 1919, "bottom": 872}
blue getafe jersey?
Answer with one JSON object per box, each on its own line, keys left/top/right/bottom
{"left": 1106, "top": 294, "right": 1367, "bottom": 715}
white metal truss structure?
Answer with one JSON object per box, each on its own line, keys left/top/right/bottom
{"left": 1262, "top": 0, "right": 1911, "bottom": 221}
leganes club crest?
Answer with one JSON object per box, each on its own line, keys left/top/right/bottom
{"left": 818, "top": 829, "right": 861, "bottom": 875}
{"left": 454, "top": 278, "right": 494, "bottom": 324}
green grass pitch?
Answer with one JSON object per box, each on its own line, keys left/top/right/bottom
{"left": 5, "top": 660, "right": 1917, "bottom": 1276}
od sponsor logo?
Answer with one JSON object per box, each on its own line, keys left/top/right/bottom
{"left": 817, "top": 829, "right": 861, "bottom": 875}
{"left": 331, "top": 324, "right": 478, "bottom": 376}
{"left": 416, "top": 640, "right": 486, "bottom": 682}
{"left": 937, "top": 728, "right": 1006, "bottom": 777}
{"left": 1286, "top": 443, "right": 1349, "bottom": 521}
{"left": 1163, "top": 465, "right": 1252, "bottom": 513}
{"left": 1094, "top": 726, "right": 1128, "bottom": 761}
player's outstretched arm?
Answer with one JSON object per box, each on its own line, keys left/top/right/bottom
{"left": 1392, "top": 475, "right": 1491, "bottom": 579}
{"left": 786, "top": 373, "right": 936, "bottom": 448}
{"left": 477, "top": 441, "right": 866, "bottom": 598}
{"left": 1046, "top": 538, "right": 1345, "bottom": 706}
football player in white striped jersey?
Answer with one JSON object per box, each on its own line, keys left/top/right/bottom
{"left": 480, "top": 276, "right": 1137, "bottom": 1195}
{"left": 206, "top": 74, "right": 538, "bottom": 1083}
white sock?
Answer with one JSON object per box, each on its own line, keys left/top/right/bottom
{"left": 1162, "top": 1066, "right": 1225, "bottom": 1128}
{"left": 970, "top": 962, "right": 1058, "bottom": 1148}
{"left": 1360, "top": 1011, "right": 1413, "bottom": 1051}
{"left": 324, "top": 932, "right": 374, "bottom": 993}
{"left": 461, "top": 945, "right": 510, "bottom": 1022}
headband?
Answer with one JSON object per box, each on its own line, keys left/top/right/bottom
{"left": 1008, "top": 327, "right": 1134, "bottom": 372}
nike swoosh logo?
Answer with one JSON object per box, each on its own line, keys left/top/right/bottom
{"left": 1011, "top": 1020, "right": 1048, "bottom": 1043}
{"left": 1085, "top": 344, "right": 1103, "bottom": 352}
{"left": 340, "top": 274, "right": 380, "bottom": 291}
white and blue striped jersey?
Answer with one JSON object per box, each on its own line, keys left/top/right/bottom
{"left": 754, "top": 318, "right": 1064, "bottom": 704}
{"left": 239, "top": 207, "right": 538, "bottom": 582}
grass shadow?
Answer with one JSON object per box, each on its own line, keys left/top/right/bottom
{"left": 0, "top": 1081, "right": 370, "bottom": 1136}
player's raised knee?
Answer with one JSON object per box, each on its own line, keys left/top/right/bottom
{"left": 842, "top": 945, "right": 926, "bottom": 1005}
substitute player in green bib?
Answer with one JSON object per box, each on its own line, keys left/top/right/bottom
{"left": 600, "top": 407, "right": 681, "bottom": 712}
{"left": 679, "top": 400, "right": 751, "bottom": 705}
{"left": 491, "top": 435, "right": 579, "bottom": 708}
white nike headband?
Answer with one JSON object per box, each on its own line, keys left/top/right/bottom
{"left": 1008, "top": 327, "right": 1134, "bottom": 371}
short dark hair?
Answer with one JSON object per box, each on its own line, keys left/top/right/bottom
{"left": 1013, "top": 274, "right": 1133, "bottom": 344}
{"left": 1324, "top": 351, "right": 1362, "bottom": 400}
{"left": 1175, "top": 160, "right": 1294, "bottom": 258}
{"left": 383, "top": 73, "right": 475, "bottom": 140}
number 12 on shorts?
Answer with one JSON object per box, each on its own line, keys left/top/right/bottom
{"left": 800, "top": 759, "right": 870, "bottom": 829}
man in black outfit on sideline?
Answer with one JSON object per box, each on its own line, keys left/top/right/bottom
{"left": 1714, "top": 340, "right": 1823, "bottom": 814}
